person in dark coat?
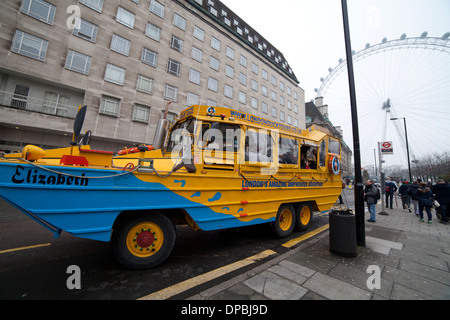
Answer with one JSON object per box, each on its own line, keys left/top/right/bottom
{"left": 417, "top": 182, "right": 434, "bottom": 224}
{"left": 431, "top": 179, "right": 450, "bottom": 224}
{"left": 385, "top": 177, "right": 397, "bottom": 209}
{"left": 398, "top": 181, "right": 411, "bottom": 212}
{"left": 364, "top": 179, "right": 378, "bottom": 222}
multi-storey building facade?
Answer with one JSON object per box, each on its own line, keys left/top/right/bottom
{"left": 0, "top": 0, "right": 304, "bottom": 153}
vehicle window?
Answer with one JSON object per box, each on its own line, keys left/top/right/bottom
{"left": 319, "top": 140, "right": 326, "bottom": 167}
{"left": 245, "top": 129, "right": 273, "bottom": 164}
{"left": 279, "top": 136, "right": 298, "bottom": 165}
{"left": 166, "top": 118, "right": 195, "bottom": 152}
{"left": 328, "top": 138, "right": 341, "bottom": 155}
{"left": 300, "top": 144, "right": 317, "bottom": 169}
{"left": 201, "top": 122, "right": 241, "bottom": 152}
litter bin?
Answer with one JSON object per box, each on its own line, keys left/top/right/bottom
{"left": 329, "top": 210, "right": 357, "bottom": 258}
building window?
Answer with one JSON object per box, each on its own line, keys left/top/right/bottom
{"left": 280, "top": 81, "right": 285, "bottom": 92}
{"left": 80, "top": 0, "right": 103, "bottom": 13}
{"left": 287, "top": 100, "right": 292, "bottom": 110}
{"left": 251, "top": 79, "right": 258, "bottom": 92}
{"left": 261, "top": 85, "right": 268, "bottom": 97}
{"left": 105, "top": 63, "right": 126, "bottom": 86}
{"left": 65, "top": 50, "right": 92, "bottom": 75}
{"left": 239, "top": 72, "right": 247, "bottom": 86}
{"left": 251, "top": 62, "right": 258, "bottom": 74}
{"left": 294, "top": 119, "right": 299, "bottom": 127}
{"left": 149, "top": 0, "right": 164, "bottom": 18}
{"left": 191, "top": 46, "right": 203, "bottom": 62}
{"left": 239, "top": 55, "right": 247, "bottom": 67}
{"left": 11, "top": 84, "right": 29, "bottom": 109}
{"left": 141, "top": 48, "right": 158, "bottom": 67}
{"left": 262, "top": 102, "right": 268, "bottom": 114}
{"left": 225, "top": 65, "right": 234, "bottom": 79}
{"left": 280, "top": 96, "right": 285, "bottom": 107}
{"left": 193, "top": 26, "right": 204, "bottom": 41}
{"left": 164, "top": 84, "right": 178, "bottom": 102}
{"left": 294, "top": 104, "right": 298, "bottom": 114}
{"left": 11, "top": 30, "right": 48, "bottom": 61}
{"left": 262, "top": 69, "right": 268, "bottom": 80}
{"left": 224, "top": 84, "right": 233, "bottom": 99}
{"left": 110, "top": 34, "right": 131, "bottom": 56}
{"left": 287, "top": 115, "right": 292, "bottom": 125}
{"left": 250, "top": 97, "right": 258, "bottom": 109}
{"left": 20, "top": 0, "right": 56, "bottom": 25}
{"left": 188, "top": 68, "right": 201, "bottom": 85}
{"left": 100, "top": 95, "right": 120, "bottom": 116}
{"left": 167, "top": 59, "right": 181, "bottom": 76}
{"left": 271, "top": 107, "right": 277, "bottom": 118}
{"left": 211, "top": 37, "right": 220, "bottom": 51}
{"left": 116, "top": 7, "right": 135, "bottom": 29}
{"left": 43, "top": 92, "right": 70, "bottom": 116}
{"left": 294, "top": 91, "right": 299, "bottom": 100}
{"left": 145, "top": 23, "right": 161, "bottom": 41}
{"left": 271, "top": 91, "right": 277, "bottom": 102}
{"left": 287, "top": 86, "right": 292, "bottom": 96}
{"left": 73, "top": 19, "right": 98, "bottom": 43}
{"left": 226, "top": 46, "right": 235, "bottom": 60}
{"left": 187, "top": 92, "right": 199, "bottom": 106}
{"left": 173, "top": 13, "right": 186, "bottom": 31}
{"left": 238, "top": 91, "right": 246, "bottom": 104}
{"left": 136, "top": 74, "right": 153, "bottom": 94}
{"left": 133, "top": 104, "right": 151, "bottom": 123}
{"left": 170, "top": 35, "right": 183, "bottom": 52}
{"left": 280, "top": 111, "right": 285, "bottom": 122}
{"left": 209, "top": 56, "right": 219, "bottom": 71}
{"left": 271, "top": 75, "right": 277, "bottom": 87}
{"left": 208, "top": 77, "right": 218, "bottom": 92}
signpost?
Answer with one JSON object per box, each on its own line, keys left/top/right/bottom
{"left": 380, "top": 141, "right": 393, "bottom": 155}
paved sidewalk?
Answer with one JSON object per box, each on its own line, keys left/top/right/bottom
{"left": 189, "top": 204, "right": 450, "bottom": 300}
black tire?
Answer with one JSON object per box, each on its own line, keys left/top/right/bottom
{"left": 112, "top": 213, "right": 176, "bottom": 270}
{"left": 295, "top": 203, "right": 313, "bottom": 231}
{"left": 272, "top": 204, "right": 296, "bottom": 238}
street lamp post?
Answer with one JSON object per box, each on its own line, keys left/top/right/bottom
{"left": 390, "top": 117, "right": 412, "bottom": 182}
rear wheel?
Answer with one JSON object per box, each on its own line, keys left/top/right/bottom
{"left": 112, "top": 213, "right": 176, "bottom": 269}
{"left": 295, "top": 203, "right": 313, "bottom": 231}
{"left": 272, "top": 204, "right": 295, "bottom": 238}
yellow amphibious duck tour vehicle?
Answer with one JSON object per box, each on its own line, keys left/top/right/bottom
{"left": 0, "top": 104, "right": 342, "bottom": 269}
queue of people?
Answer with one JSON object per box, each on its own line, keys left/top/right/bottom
{"left": 364, "top": 177, "right": 450, "bottom": 225}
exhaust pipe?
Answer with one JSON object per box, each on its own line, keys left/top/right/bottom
{"left": 152, "top": 102, "right": 171, "bottom": 150}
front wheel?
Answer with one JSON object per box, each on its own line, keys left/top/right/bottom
{"left": 112, "top": 213, "right": 176, "bottom": 270}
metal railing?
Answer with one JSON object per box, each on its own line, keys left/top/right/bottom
{"left": 0, "top": 90, "right": 79, "bottom": 119}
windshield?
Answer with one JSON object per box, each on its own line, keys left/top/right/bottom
{"left": 166, "top": 118, "right": 196, "bottom": 152}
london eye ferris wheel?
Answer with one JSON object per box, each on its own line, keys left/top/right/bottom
{"left": 314, "top": 32, "right": 450, "bottom": 171}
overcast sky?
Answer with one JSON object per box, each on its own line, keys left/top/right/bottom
{"left": 221, "top": 0, "right": 450, "bottom": 171}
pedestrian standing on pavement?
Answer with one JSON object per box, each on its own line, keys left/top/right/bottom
{"left": 417, "top": 182, "right": 434, "bottom": 224}
{"left": 409, "top": 180, "right": 420, "bottom": 216}
{"left": 364, "top": 179, "right": 378, "bottom": 223}
{"left": 399, "top": 181, "right": 411, "bottom": 212}
{"left": 385, "top": 177, "right": 397, "bottom": 209}
{"left": 431, "top": 179, "right": 450, "bottom": 224}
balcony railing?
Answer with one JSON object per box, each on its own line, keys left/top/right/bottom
{"left": 0, "top": 90, "right": 79, "bottom": 119}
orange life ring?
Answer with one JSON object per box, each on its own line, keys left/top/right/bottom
{"left": 328, "top": 154, "right": 340, "bottom": 175}
{"left": 118, "top": 145, "right": 154, "bottom": 155}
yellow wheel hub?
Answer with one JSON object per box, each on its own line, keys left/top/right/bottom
{"left": 279, "top": 208, "right": 293, "bottom": 231}
{"left": 300, "top": 206, "right": 311, "bottom": 225}
{"left": 126, "top": 222, "right": 164, "bottom": 258}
